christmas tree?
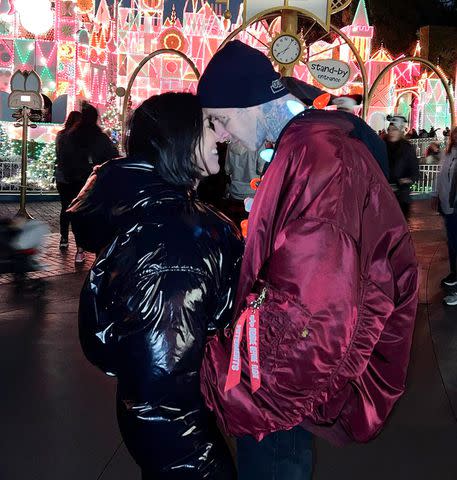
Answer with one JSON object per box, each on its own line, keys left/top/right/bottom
{"left": 0, "top": 123, "right": 12, "bottom": 161}
{"left": 27, "top": 141, "right": 56, "bottom": 190}
{"left": 101, "top": 83, "right": 121, "bottom": 147}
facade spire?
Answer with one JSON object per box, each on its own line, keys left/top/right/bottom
{"left": 352, "top": 0, "right": 370, "bottom": 27}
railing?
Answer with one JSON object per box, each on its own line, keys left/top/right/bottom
{"left": 0, "top": 153, "right": 444, "bottom": 197}
{"left": 0, "top": 158, "right": 56, "bottom": 194}
{"left": 412, "top": 164, "right": 441, "bottom": 195}
{"left": 410, "top": 138, "right": 446, "bottom": 159}
{"left": 0, "top": 158, "right": 21, "bottom": 192}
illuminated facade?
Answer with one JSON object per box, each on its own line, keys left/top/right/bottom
{"left": 0, "top": 0, "right": 453, "bottom": 139}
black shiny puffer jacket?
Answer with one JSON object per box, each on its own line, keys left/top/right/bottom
{"left": 68, "top": 156, "right": 243, "bottom": 479}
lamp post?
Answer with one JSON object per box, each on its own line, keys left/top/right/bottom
{"left": 8, "top": 70, "right": 44, "bottom": 219}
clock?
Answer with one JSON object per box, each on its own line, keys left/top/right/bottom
{"left": 270, "top": 33, "right": 303, "bottom": 67}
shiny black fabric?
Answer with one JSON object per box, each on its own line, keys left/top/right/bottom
{"left": 68, "top": 156, "right": 243, "bottom": 479}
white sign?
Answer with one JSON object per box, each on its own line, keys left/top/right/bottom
{"left": 243, "top": 0, "right": 331, "bottom": 30}
{"left": 306, "top": 59, "right": 351, "bottom": 89}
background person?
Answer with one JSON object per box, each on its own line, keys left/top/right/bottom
{"left": 433, "top": 127, "right": 457, "bottom": 305}
{"left": 55, "top": 110, "right": 82, "bottom": 251}
{"left": 60, "top": 102, "right": 118, "bottom": 263}
{"left": 385, "top": 115, "right": 420, "bottom": 219}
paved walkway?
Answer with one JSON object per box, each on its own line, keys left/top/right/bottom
{"left": 0, "top": 200, "right": 455, "bottom": 479}
{"left": 0, "top": 201, "right": 62, "bottom": 233}
{"left": 0, "top": 201, "right": 94, "bottom": 285}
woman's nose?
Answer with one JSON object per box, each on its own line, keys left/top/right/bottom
{"left": 214, "top": 121, "right": 231, "bottom": 143}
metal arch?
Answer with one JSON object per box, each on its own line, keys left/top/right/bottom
{"left": 396, "top": 89, "right": 421, "bottom": 101}
{"left": 367, "top": 56, "right": 456, "bottom": 127}
{"left": 121, "top": 49, "right": 201, "bottom": 142}
{"left": 219, "top": 10, "right": 370, "bottom": 120}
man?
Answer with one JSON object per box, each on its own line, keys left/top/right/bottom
{"left": 385, "top": 115, "right": 420, "bottom": 219}
{"left": 198, "top": 41, "right": 418, "bottom": 479}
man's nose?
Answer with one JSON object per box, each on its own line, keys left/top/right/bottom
{"left": 214, "top": 120, "right": 231, "bottom": 143}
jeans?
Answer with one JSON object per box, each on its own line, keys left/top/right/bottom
{"left": 395, "top": 185, "right": 412, "bottom": 220}
{"left": 444, "top": 213, "right": 457, "bottom": 274}
{"left": 237, "top": 427, "right": 313, "bottom": 480}
{"left": 56, "top": 182, "right": 85, "bottom": 241}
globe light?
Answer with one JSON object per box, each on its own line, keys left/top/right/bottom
{"left": 18, "top": 1, "right": 54, "bottom": 36}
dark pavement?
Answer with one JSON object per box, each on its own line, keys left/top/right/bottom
{"left": 0, "top": 201, "right": 62, "bottom": 233}
{"left": 0, "top": 200, "right": 456, "bottom": 479}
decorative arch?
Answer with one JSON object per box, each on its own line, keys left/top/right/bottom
{"left": 368, "top": 56, "right": 456, "bottom": 127}
{"left": 396, "top": 89, "right": 420, "bottom": 100}
{"left": 219, "top": 8, "right": 370, "bottom": 119}
{"left": 121, "top": 49, "right": 200, "bottom": 141}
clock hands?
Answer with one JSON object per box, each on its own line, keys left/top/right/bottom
{"left": 276, "top": 38, "right": 294, "bottom": 56}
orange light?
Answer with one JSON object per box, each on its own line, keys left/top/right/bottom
{"left": 250, "top": 177, "right": 261, "bottom": 191}
{"left": 313, "top": 93, "right": 331, "bottom": 109}
{"left": 240, "top": 220, "right": 248, "bottom": 238}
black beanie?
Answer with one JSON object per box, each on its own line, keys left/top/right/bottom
{"left": 198, "top": 40, "right": 288, "bottom": 108}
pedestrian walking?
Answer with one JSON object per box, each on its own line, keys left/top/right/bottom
{"left": 60, "top": 102, "right": 117, "bottom": 263}
{"left": 55, "top": 110, "right": 81, "bottom": 251}
{"left": 197, "top": 41, "right": 418, "bottom": 480}
{"left": 68, "top": 93, "right": 242, "bottom": 480}
{"left": 433, "top": 127, "right": 457, "bottom": 305}
{"left": 385, "top": 115, "right": 420, "bottom": 219}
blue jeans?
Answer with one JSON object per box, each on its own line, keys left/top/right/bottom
{"left": 237, "top": 427, "right": 313, "bottom": 480}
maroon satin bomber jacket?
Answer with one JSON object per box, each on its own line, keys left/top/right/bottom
{"left": 202, "top": 110, "right": 419, "bottom": 446}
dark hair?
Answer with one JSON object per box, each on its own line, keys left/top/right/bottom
{"left": 126, "top": 92, "right": 203, "bottom": 187}
{"left": 80, "top": 101, "right": 99, "bottom": 126}
{"left": 69, "top": 102, "right": 103, "bottom": 144}
{"left": 63, "top": 111, "right": 82, "bottom": 131}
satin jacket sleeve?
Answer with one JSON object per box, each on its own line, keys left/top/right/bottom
{"left": 312, "top": 181, "right": 419, "bottom": 444}
{"left": 236, "top": 115, "right": 418, "bottom": 445}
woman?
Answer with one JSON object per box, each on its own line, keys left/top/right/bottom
{"left": 55, "top": 110, "right": 81, "bottom": 251}
{"left": 385, "top": 115, "right": 420, "bottom": 219}
{"left": 433, "top": 127, "right": 457, "bottom": 305}
{"left": 59, "top": 102, "right": 118, "bottom": 263}
{"left": 68, "top": 93, "right": 242, "bottom": 479}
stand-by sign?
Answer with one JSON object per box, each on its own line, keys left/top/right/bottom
{"left": 307, "top": 59, "right": 350, "bottom": 89}
{"left": 243, "top": 0, "right": 331, "bottom": 30}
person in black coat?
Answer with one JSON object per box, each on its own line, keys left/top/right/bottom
{"left": 68, "top": 93, "right": 242, "bottom": 480}
{"left": 385, "top": 116, "right": 420, "bottom": 219}
{"left": 55, "top": 110, "right": 81, "bottom": 251}
{"left": 57, "top": 102, "right": 118, "bottom": 263}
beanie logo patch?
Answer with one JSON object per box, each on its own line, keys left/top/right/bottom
{"left": 270, "top": 79, "right": 286, "bottom": 95}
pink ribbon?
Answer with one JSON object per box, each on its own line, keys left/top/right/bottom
{"left": 224, "top": 307, "right": 261, "bottom": 394}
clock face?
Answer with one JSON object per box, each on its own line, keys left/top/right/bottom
{"left": 271, "top": 35, "right": 302, "bottom": 65}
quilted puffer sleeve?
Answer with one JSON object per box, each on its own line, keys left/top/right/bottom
{"left": 78, "top": 223, "right": 243, "bottom": 383}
